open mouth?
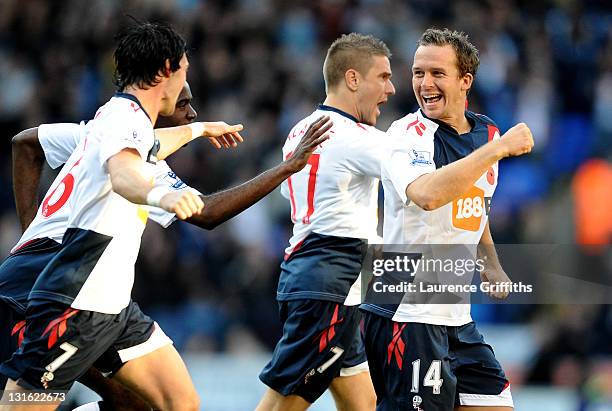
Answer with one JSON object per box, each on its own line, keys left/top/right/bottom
{"left": 422, "top": 94, "right": 442, "bottom": 104}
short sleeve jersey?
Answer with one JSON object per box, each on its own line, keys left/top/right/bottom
{"left": 29, "top": 94, "right": 170, "bottom": 314}
{"left": 361, "top": 109, "right": 501, "bottom": 325}
{"left": 278, "top": 105, "right": 387, "bottom": 304}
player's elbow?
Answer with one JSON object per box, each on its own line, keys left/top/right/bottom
{"left": 406, "top": 186, "right": 442, "bottom": 211}
{"left": 411, "top": 195, "right": 440, "bottom": 211}
{"left": 12, "top": 128, "right": 43, "bottom": 158}
{"left": 188, "top": 215, "right": 220, "bottom": 230}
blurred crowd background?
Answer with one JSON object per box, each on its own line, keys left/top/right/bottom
{"left": 0, "top": 0, "right": 610, "bottom": 409}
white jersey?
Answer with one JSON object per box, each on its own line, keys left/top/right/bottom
{"left": 28, "top": 94, "right": 188, "bottom": 314}
{"left": 281, "top": 106, "right": 386, "bottom": 257}
{"left": 12, "top": 123, "right": 196, "bottom": 253}
{"left": 366, "top": 109, "right": 500, "bottom": 326}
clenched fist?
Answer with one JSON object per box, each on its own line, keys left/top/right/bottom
{"left": 160, "top": 191, "right": 204, "bottom": 220}
{"left": 499, "top": 123, "right": 534, "bottom": 157}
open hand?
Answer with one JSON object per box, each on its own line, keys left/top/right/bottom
{"left": 284, "top": 116, "right": 333, "bottom": 173}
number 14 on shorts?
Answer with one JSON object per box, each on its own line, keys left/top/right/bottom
{"left": 411, "top": 359, "right": 443, "bottom": 395}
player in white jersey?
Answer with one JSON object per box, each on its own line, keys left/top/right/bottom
{"left": 0, "top": 83, "right": 243, "bottom": 410}
{"left": 0, "top": 22, "right": 216, "bottom": 411}
{"left": 257, "top": 33, "right": 395, "bottom": 411}
{"left": 360, "top": 28, "right": 534, "bottom": 411}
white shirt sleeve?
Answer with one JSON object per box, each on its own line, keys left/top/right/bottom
{"left": 147, "top": 161, "right": 202, "bottom": 228}
{"left": 38, "top": 122, "right": 84, "bottom": 169}
{"left": 383, "top": 125, "right": 435, "bottom": 204}
{"left": 98, "top": 117, "right": 154, "bottom": 168}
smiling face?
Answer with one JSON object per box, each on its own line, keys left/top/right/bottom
{"left": 412, "top": 44, "right": 473, "bottom": 122}
{"left": 355, "top": 54, "right": 395, "bottom": 126}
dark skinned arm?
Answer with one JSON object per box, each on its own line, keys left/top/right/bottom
{"left": 12, "top": 127, "right": 44, "bottom": 232}
{"left": 186, "top": 115, "right": 332, "bottom": 230}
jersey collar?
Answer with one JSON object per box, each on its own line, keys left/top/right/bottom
{"left": 318, "top": 104, "right": 359, "bottom": 123}
{"left": 114, "top": 92, "right": 152, "bottom": 123}
{"left": 418, "top": 109, "right": 476, "bottom": 136}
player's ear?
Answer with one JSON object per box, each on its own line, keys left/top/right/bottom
{"left": 162, "top": 59, "right": 172, "bottom": 77}
{"left": 461, "top": 73, "right": 473, "bottom": 93}
{"left": 345, "top": 69, "right": 359, "bottom": 92}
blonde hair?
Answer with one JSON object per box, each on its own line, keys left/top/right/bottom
{"left": 323, "top": 33, "right": 391, "bottom": 92}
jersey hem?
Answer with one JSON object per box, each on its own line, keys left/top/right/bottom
{"left": 28, "top": 291, "right": 75, "bottom": 306}
{"left": 276, "top": 291, "right": 347, "bottom": 304}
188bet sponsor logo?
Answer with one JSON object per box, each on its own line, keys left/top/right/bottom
{"left": 452, "top": 185, "right": 492, "bottom": 231}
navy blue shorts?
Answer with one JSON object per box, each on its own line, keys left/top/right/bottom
{"left": 0, "top": 300, "right": 171, "bottom": 390}
{"left": 0, "top": 239, "right": 59, "bottom": 389}
{"left": 363, "top": 312, "right": 513, "bottom": 410}
{"left": 260, "top": 300, "right": 368, "bottom": 403}
{"left": 0, "top": 302, "right": 25, "bottom": 389}
{"left": 0, "top": 238, "right": 61, "bottom": 315}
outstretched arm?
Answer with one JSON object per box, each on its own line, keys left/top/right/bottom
{"left": 12, "top": 128, "right": 44, "bottom": 231}
{"left": 154, "top": 121, "right": 244, "bottom": 160}
{"left": 186, "top": 116, "right": 332, "bottom": 230}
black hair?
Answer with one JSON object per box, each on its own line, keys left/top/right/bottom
{"left": 113, "top": 21, "right": 187, "bottom": 91}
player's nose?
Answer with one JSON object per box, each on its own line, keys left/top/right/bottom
{"left": 422, "top": 72, "right": 435, "bottom": 88}
{"left": 187, "top": 105, "right": 197, "bottom": 121}
{"left": 387, "top": 80, "right": 396, "bottom": 95}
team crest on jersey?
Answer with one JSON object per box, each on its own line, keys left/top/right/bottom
{"left": 163, "top": 172, "right": 186, "bottom": 190}
{"left": 128, "top": 129, "right": 144, "bottom": 144}
{"left": 409, "top": 149, "right": 432, "bottom": 167}
{"left": 413, "top": 395, "right": 424, "bottom": 410}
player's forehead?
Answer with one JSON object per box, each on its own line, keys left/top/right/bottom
{"left": 412, "top": 44, "right": 457, "bottom": 70}
{"left": 177, "top": 83, "right": 193, "bottom": 101}
{"left": 369, "top": 54, "right": 392, "bottom": 75}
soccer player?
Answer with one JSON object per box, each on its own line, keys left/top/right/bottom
{"left": 257, "top": 33, "right": 395, "bottom": 411}
{"left": 3, "top": 82, "right": 239, "bottom": 410}
{"left": 0, "top": 21, "right": 225, "bottom": 411}
{"left": 360, "top": 28, "right": 534, "bottom": 411}
{"left": 1, "top": 77, "right": 331, "bottom": 411}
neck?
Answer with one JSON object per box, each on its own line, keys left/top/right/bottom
{"left": 323, "top": 91, "right": 360, "bottom": 122}
{"left": 437, "top": 108, "right": 471, "bottom": 134}
{"left": 122, "top": 85, "right": 161, "bottom": 125}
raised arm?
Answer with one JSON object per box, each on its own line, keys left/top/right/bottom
{"left": 407, "top": 123, "right": 534, "bottom": 210}
{"left": 12, "top": 127, "right": 44, "bottom": 231}
{"left": 154, "top": 121, "right": 244, "bottom": 160}
{"left": 186, "top": 116, "right": 332, "bottom": 230}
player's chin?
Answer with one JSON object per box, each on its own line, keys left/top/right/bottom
{"left": 420, "top": 105, "right": 442, "bottom": 119}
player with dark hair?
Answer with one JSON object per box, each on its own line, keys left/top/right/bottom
{"left": 361, "top": 28, "right": 534, "bottom": 411}
{"left": 0, "top": 21, "right": 237, "bottom": 411}
{"left": 257, "top": 32, "right": 395, "bottom": 411}
{"left": 113, "top": 22, "right": 188, "bottom": 92}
